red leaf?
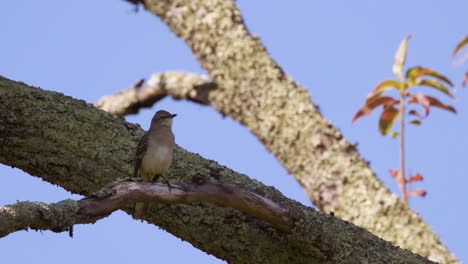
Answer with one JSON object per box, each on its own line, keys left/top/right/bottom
{"left": 408, "top": 109, "right": 424, "bottom": 119}
{"left": 424, "top": 95, "right": 457, "bottom": 114}
{"left": 408, "top": 173, "right": 424, "bottom": 183}
{"left": 409, "top": 93, "right": 431, "bottom": 117}
{"left": 407, "top": 189, "right": 427, "bottom": 197}
{"left": 410, "top": 94, "right": 457, "bottom": 114}
{"left": 368, "top": 80, "right": 402, "bottom": 98}
{"left": 406, "top": 66, "right": 454, "bottom": 87}
{"left": 352, "top": 96, "right": 399, "bottom": 122}
{"left": 379, "top": 106, "right": 400, "bottom": 135}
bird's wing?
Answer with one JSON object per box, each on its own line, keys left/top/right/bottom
{"left": 133, "top": 132, "right": 149, "bottom": 178}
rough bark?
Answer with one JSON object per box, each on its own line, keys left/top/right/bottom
{"left": 0, "top": 76, "right": 436, "bottom": 264}
{"left": 108, "top": 1, "right": 458, "bottom": 263}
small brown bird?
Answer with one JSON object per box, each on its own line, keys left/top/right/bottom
{"left": 133, "top": 110, "right": 177, "bottom": 217}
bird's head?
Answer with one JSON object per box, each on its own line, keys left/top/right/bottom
{"left": 151, "top": 110, "right": 177, "bottom": 128}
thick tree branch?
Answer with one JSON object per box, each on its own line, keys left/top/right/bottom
{"left": 0, "top": 76, "right": 436, "bottom": 263}
{"left": 111, "top": 0, "right": 459, "bottom": 263}
{"left": 95, "top": 72, "right": 216, "bottom": 116}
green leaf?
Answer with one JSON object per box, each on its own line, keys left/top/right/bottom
{"left": 352, "top": 96, "right": 399, "bottom": 122}
{"left": 406, "top": 66, "right": 454, "bottom": 87}
{"left": 414, "top": 79, "right": 454, "bottom": 98}
{"left": 391, "top": 132, "right": 399, "bottom": 138}
{"left": 409, "top": 120, "right": 422, "bottom": 126}
{"left": 368, "top": 80, "right": 402, "bottom": 98}
{"left": 452, "top": 35, "right": 468, "bottom": 58}
{"left": 379, "top": 106, "right": 400, "bottom": 135}
{"left": 393, "top": 35, "right": 412, "bottom": 80}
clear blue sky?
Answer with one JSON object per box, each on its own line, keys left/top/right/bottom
{"left": 1, "top": 1, "right": 467, "bottom": 263}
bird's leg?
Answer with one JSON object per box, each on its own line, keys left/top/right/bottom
{"left": 154, "top": 173, "right": 173, "bottom": 191}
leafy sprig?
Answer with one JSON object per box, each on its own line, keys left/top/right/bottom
{"left": 353, "top": 35, "right": 456, "bottom": 204}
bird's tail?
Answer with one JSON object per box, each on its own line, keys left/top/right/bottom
{"left": 132, "top": 202, "right": 146, "bottom": 219}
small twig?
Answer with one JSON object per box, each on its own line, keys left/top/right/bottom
{"left": 399, "top": 92, "right": 408, "bottom": 204}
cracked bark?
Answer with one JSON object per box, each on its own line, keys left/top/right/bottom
{"left": 98, "top": 0, "right": 458, "bottom": 263}
{"left": 0, "top": 76, "right": 436, "bottom": 264}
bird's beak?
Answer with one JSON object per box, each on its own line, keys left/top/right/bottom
{"left": 160, "top": 114, "right": 176, "bottom": 120}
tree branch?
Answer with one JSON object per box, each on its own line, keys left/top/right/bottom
{"left": 95, "top": 72, "right": 216, "bottom": 116}
{"left": 110, "top": 0, "right": 459, "bottom": 262}
{"left": 80, "top": 177, "right": 294, "bottom": 232}
{"left": 0, "top": 76, "right": 437, "bottom": 263}
{"left": 0, "top": 177, "right": 293, "bottom": 238}
{"left": 0, "top": 200, "right": 82, "bottom": 238}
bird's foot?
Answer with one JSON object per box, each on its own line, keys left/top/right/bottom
{"left": 165, "top": 181, "right": 173, "bottom": 192}
{"left": 125, "top": 177, "right": 143, "bottom": 182}
{"left": 154, "top": 174, "right": 173, "bottom": 192}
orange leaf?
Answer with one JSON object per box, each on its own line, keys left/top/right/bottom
{"left": 406, "top": 66, "right": 454, "bottom": 87}
{"left": 408, "top": 173, "right": 424, "bottom": 183}
{"left": 452, "top": 35, "right": 468, "bottom": 58}
{"left": 352, "top": 96, "right": 399, "bottom": 122}
{"left": 368, "top": 80, "right": 402, "bottom": 98}
{"left": 393, "top": 35, "right": 412, "bottom": 80}
{"left": 379, "top": 106, "right": 400, "bottom": 135}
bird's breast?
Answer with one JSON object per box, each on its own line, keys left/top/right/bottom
{"left": 140, "top": 142, "right": 174, "bottom": 181}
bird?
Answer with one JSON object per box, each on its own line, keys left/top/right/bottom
{"left": 132, "top": 110, "right": 177, "bottom": 218}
